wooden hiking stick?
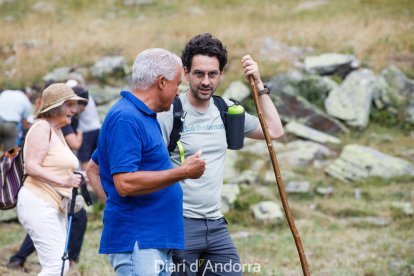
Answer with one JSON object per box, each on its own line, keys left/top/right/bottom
{"left": 249, "top": 76, "right": 310, "bottom": 276}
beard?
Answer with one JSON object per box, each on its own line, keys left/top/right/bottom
{"left": 189, "top": 84, "right": 216, "bottom": 102}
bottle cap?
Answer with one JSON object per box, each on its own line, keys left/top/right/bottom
{"left": 227, "top": 104, "right": 245, "bottom": 115}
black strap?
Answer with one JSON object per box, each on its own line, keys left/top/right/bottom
{"left": 74, "top": 172, "right": 93, "bottom": 206}
{"left": 168, "top": 97, "right": 186, "bottom": 155}
{"left": 212, "top": 95, "right": 229, "bottom": 126}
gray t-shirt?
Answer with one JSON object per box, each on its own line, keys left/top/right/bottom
{"left": 157, "top": 92, "right": 259, "bottom": 219}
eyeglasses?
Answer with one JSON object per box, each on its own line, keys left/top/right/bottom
{"left": 191, "top": 70, "right": 220, "bottom": 80}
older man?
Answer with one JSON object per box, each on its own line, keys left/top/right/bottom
{"left": 95, "top": 48, "right": 206, "bottom": 275}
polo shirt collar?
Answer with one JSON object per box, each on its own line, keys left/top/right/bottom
{"left": 120, "top": 91, "right": 155, "bottom": 116}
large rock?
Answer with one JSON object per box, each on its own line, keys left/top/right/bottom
{"left": 251, "top": 201, "right": 283, "bottom": 222}
{"left": 269, "top": 87, "right": 348, "bottom": 134}
{"left": 304, "top": 53, "right": 360, "bottom": 77}
{"left": 87, "top": 84, "right": 123, "bottom": 104}
{"left": 90, "top": 56, "right": 127, "bottom": 78}
{"left": 325, "top": 144, "right": 414, "bottom": 181}
{"left": 42, "top": 66, "right": 86, "bottom": 84}
{"left": 222, "top": 81, "right": 250, "bottom": 102}
{"left": 87, "top": 84, "right": 128, "bottom": 121}
{"left": 285, "top": 181, "right": 311, "bottom": 194}
{"left": 285, "top": 121, "right": 341, "bottom": 144}
{"left": 325, "top": 69, "right": 387, "bottom": 129}
{"left": 381, "top": 65, "right": 414, "bottom": 104}
{"left": 223, "top": 150, "right": 239, "bottom": 182}
{"left": 241, "top": 139, "right": 333, "bottom": 169}
{"left": 241, "top": 139, "right": 284, "bottom": 156}
{"left": 381, "top": 65, "right": 414, "bottom": 123}
{"left": 221, "top": 183, "right": 240, "bottom": 214}
{"left": 269, "top": 70, "right": 338, "bottom": 107}
{"left": 278, "top": 140, "right": 334, "bottom": 168}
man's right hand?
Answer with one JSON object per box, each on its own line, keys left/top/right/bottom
{"left": 182, "top": 150, "right": 206, "bottom": 179}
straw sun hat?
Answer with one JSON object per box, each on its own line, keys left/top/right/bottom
{"left": 38, "top": 83, "right": 88, "bottom": 114}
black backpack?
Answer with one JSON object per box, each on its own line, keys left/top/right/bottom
{"left": 167, "top": 95, "right": 230, "bottom": 155}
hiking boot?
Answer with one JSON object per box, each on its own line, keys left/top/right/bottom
{"left": 6, "top": 260, "right": 27, "bottom": 272}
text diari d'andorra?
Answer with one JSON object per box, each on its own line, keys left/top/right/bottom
{"left": 154, "top": 259, "right": 261, "bottom": 273}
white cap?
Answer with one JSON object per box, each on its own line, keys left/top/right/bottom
{"left": 65, "top": 79, "right": 79, "bottom": 88}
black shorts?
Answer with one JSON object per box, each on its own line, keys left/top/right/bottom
{"left": 78, "top": 129, "right": 99, "bottom": 162}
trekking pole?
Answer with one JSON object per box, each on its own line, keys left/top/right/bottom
{"left": 61, "top": 187, "right": 78, "bottom": 276}
{"left": 248, "top": 76, "right": 310, "bottom": 276}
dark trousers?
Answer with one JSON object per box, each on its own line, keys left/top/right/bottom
{"left": 10, "top": 208, "right": 87, "bottom": 264}
{"left": 172, "top": 217, "right": 241, "bottom": 276}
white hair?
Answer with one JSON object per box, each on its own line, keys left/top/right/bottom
{"left": 132, "top": 48, "right": 182, "bottom": 90}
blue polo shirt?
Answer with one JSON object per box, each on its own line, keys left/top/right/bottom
{"left": 97, "top": 91, "right": 184, "bottom": 254}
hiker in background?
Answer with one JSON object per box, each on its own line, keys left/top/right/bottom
{"left": 77, "top": 91, "right": 101, "bottom": 171}
{"left": 7, "top": 85, "right": 90, "bottom": 272}
{"left": 61, "top": 85, "right": 89, "bottom": 150}
{"left": 16, "top": 83, "right": 87, "bottom": 275}
{"left": 0, "top": 89, "right": 32, "bottom": 152}
{"left": 66, "top": 79, "right": 101, "bottom": 171}
{"left": 91, "top": 48, "right": 205, "bottom": 275}
{"left": 157, "top": 33, "right": 284, "bottom": 275}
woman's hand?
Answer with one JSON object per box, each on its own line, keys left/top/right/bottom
{"left": 65, "top": 174, "right": 81, "bottom": 188}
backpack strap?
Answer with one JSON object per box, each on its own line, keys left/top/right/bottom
{"left": 168, "top": 96, "right": 186, "bottom": 155}
{"left": 212, "top": 95, "right": 230, "bottom": 128}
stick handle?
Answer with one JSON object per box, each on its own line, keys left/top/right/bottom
{"left": 69, "top": 187, "right": 78, "bottom": 215}
{"left": 249, "top": 76, "right": 310, "bottom": 276}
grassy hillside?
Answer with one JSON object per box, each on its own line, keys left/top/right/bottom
{"left": 0, "top": 0, "right": 413, "bottom": 89}
{"left": 1, "top": 0, "right": 413, "bottom": 275}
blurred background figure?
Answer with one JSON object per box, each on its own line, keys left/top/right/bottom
{"left": 0, "top": 89, "right": 32, "bottom": 152}
{"left": 66, "top": 79, "right": 101, "bottom": 171}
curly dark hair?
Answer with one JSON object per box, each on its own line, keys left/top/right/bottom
{"left": 181, "top": 33, "right": 228, "bottom": 72}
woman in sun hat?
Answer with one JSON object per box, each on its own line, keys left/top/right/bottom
{"left": 16, "top": 83, "right": 87, "bottom": 275}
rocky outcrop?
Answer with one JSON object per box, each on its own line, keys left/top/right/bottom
{"left": 325, "top": 144, "right": 414, "bottom": 181}
{"left": 270, "top": 88, "right": 348, "bottom": 134}
{"left": 221, "top": 183, "right": 241, "bottom": 214}
{"left": 285, "top": 121, "right": 341, "bottom": 144}
{"left": 304, "top": 53, "right": 360, "bottom": 77}
{"left": 325, "top": 69, "right": 388, "bottom": 129}
{"left": 270, "top": 70, "right": 338, "bottom": 107}
{"left": 90, "top": 56, "right": 127, "bottom": 78}
{"left": 222, "top": 80, "right": 251, "bottom": 102}
{"left": 251, "top": 201, "right": 283, "bottom": 222}
{"left": 277, "top": 140, "right": 334, "bottom": 168}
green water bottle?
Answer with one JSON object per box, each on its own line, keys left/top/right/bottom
{"left": 225, "top": 104, "right": 245, "bottom": 150}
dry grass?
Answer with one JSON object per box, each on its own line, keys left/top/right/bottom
{"left": 1, "top": 0, "right": 413, "bottom": 88}
{"left": 1, "top": 0, "right": 414, "bottom": 275}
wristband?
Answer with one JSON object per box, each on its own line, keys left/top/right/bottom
{"left": 258, "top": 84, "right": 270, "bottom": 96}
